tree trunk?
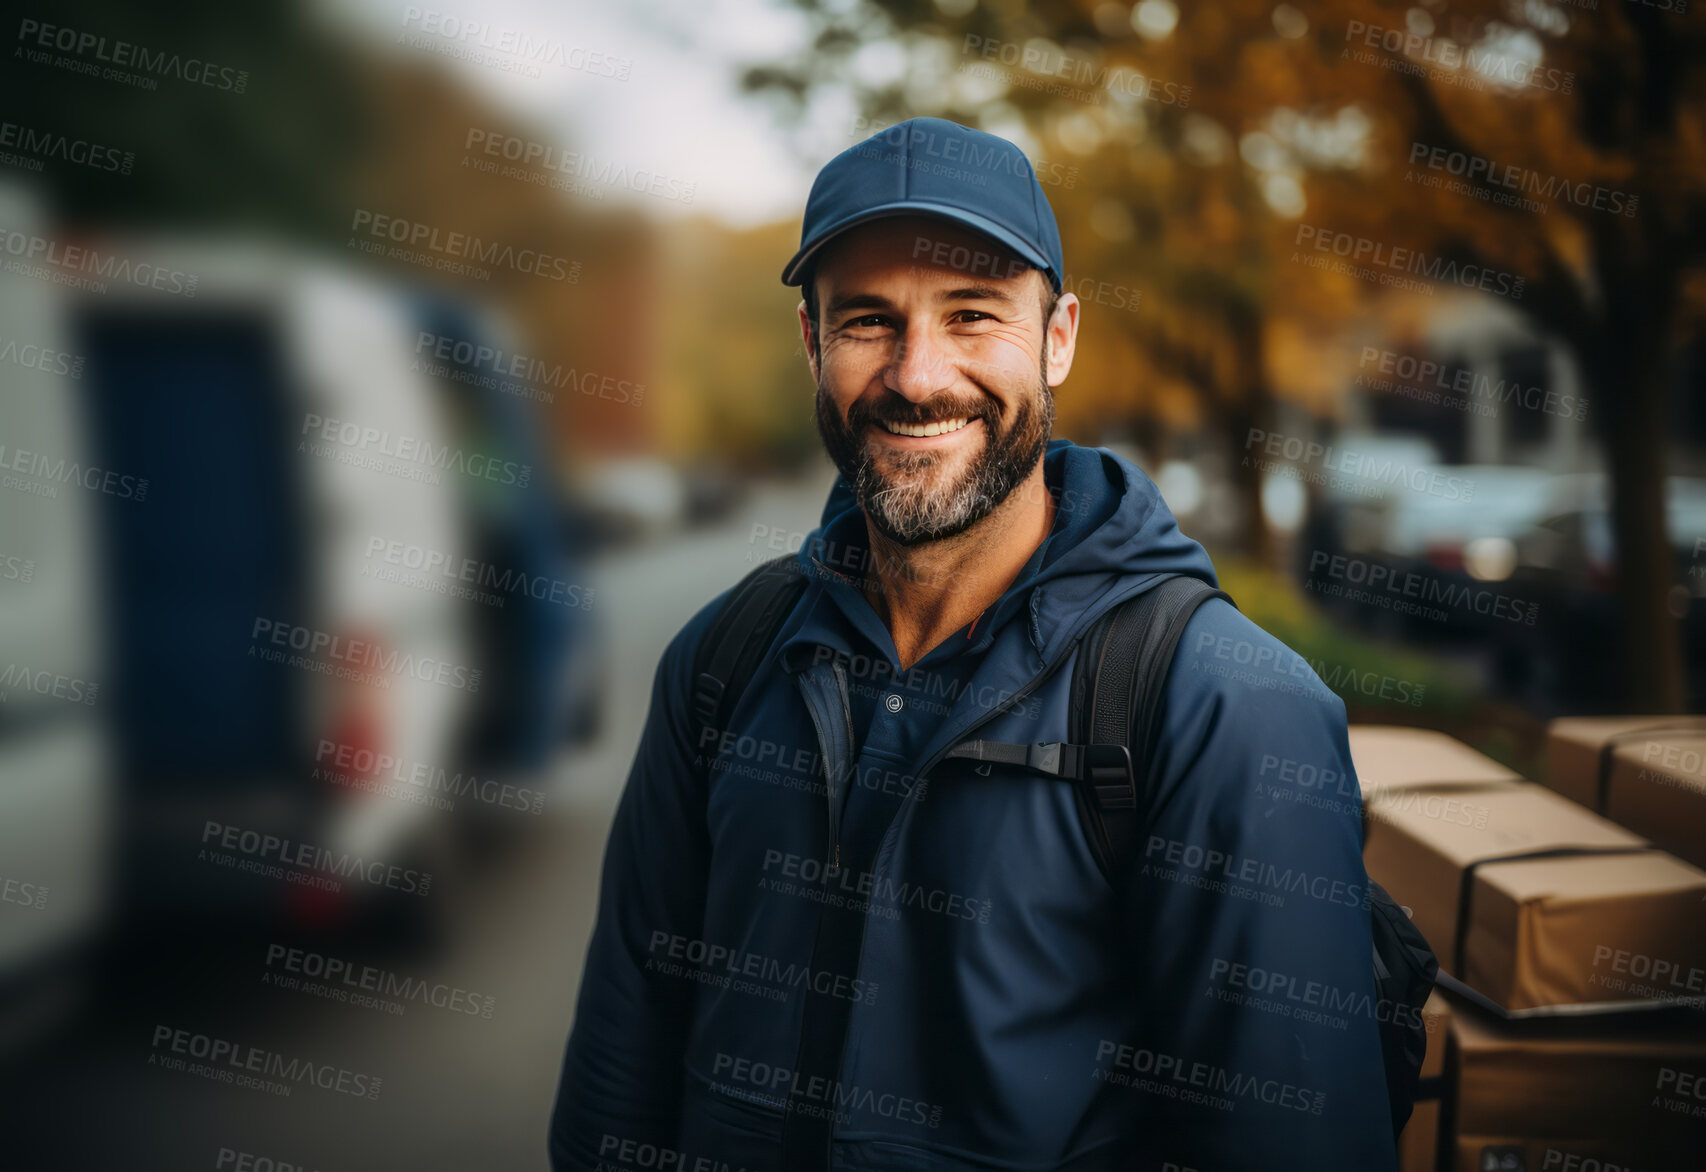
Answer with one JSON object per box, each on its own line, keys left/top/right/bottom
{"left": 1226, "top": 302, "right": 1273, "bottom": 567}
{"left": 1587, "top": 264, "right": 1685, "bottom": 713}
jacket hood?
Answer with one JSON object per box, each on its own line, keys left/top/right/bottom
{"left": 802, "top": 438, "right": 1217, "bottom": 662}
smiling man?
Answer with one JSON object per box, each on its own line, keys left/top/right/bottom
{"left": 549, "top": 117, "right": 1400, "bottom": 1172}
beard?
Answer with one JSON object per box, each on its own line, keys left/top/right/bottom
{"left": 815, "top": 349, "right": 1054, "bottom": 546}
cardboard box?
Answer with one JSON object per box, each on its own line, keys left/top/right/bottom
{"left": 1453, "top": 1135, "right": 1682, "bottom": 1171}
{"left": 1447, "top": 999, "right": 1706, "bottom": 1170}
{"left": 1363, "top": 784, "right": 1706, "bottom": 1012}
{"left": 1350, "top": 725, "right": 1525, "bottom": 799}
{"left": 1397, "top": 989, "right": 1452, "bottom": 1172}
{"left": 1349, "top": 726, "right": 1528, "bottom": 839}
{"left": 1546, "top": 717, "right": 1706, "bottom": 871}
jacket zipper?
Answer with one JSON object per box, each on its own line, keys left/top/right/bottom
{"left": 805, "top": 636, "right": 1079, "bottom": 889}
{"left": 799, "top": 657, "right": 855, "bottom": 876}
{"left": 830, "top": 658, "right": 853, "bottom": 872}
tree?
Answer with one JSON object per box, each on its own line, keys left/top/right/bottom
{"left": 741, "top": 0, "right": 1706, "bottom": 710}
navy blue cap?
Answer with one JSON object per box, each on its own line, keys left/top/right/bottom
{"left": 781, "top": 116, "right": 1064, "bottom": 294}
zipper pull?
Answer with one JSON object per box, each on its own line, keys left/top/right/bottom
{"left": 831, "top": 842, "right": 840, "bottom": 871}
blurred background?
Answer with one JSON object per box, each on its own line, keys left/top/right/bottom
{"left": 0, "top": 0, "right": 1703, "bottom": 1168}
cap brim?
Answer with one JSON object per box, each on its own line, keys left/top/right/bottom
{"left": 780, "top": 200, "right": 1053, "bottom": 289}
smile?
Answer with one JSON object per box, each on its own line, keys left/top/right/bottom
{"left": 879, "top": 417, "right": 973, "bottom": 438}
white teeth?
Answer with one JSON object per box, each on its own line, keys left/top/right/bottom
{"left": 882, "top": 417, "right": 970, "bottom": 438}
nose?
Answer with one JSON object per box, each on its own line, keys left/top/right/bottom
{"left": 883, "top": 323, "right": 954, "bottom": 404}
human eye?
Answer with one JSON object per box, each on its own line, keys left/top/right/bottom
{"left": 839, "top": 314, "right": 895, "bottom": 336}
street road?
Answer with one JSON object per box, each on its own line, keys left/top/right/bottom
{"left": 0, "top": 467, "right": 835, "bottom": 1172}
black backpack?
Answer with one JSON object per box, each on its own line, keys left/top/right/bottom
{"left": 690, "top": 556, "right": 1438, "bottom": 1138}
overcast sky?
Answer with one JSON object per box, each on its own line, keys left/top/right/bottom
{"left": 324, "top": 0, "right": 849, "bottom": 228}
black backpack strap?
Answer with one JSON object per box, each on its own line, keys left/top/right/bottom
{"left": 689, "top": 555, "right": 808, "bottom": 754}
{"left": 1075, "top": 575, "right": 1232, "bottom": 883}
{"left": 939, "top": 575, "right": 1230, "bottom": 882}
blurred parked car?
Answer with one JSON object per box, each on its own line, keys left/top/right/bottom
{"left": 65, "top": 241, "right": 597, "bottom": 938}
{"left": 574, "top": 455, "right": 688, "bottom": 545}
{"left": 1305, "top": 453, "right": 1553, "bottom": 645}
{"left": 1499, "top": 474, "right": 1706, "bottom": 710}
{"left": 0, "top": 183, "right": 112, "bottom": 1037}
{"left": 405, "top": 293, "right": 606, "bottom": 776}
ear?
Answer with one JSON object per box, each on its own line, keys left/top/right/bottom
{"left": 1044, "top": 290, "right": 1080, "bottom": 388}
{"left": 797, "top": 299, "right": 820, "bottom": 383}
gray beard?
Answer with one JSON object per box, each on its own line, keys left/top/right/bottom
{"left": 814, "top": 353, "right": 1054, "bottom": 546}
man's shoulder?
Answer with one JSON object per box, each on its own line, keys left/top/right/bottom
{"left": 1163, "top": 594, "right": 1345, "bottom": 720}
{"left": 660, "top": 555, "right": 814, "bottom": 685}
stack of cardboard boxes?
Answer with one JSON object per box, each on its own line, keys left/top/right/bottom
{"left": 1546, "top": 719, "right": 1706, "bottom": 872}
{"left": 1348, "top": 725, "right": 1706, "bottom": 1171}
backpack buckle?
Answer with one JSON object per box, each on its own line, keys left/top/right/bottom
{"left": 1080, "top": 743, "right": 1136, "bottom": 810}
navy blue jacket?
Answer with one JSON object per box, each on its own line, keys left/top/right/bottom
{"left": 550, "top": 441, "right": 1397, "bottom": 1171}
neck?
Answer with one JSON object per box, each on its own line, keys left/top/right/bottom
{"left": 862, "top": 461, "right": 1054, "bottom": 671}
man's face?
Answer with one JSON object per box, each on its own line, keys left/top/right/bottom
{"left": 803, "top": 216, "right": 1079, "bottom": 546}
